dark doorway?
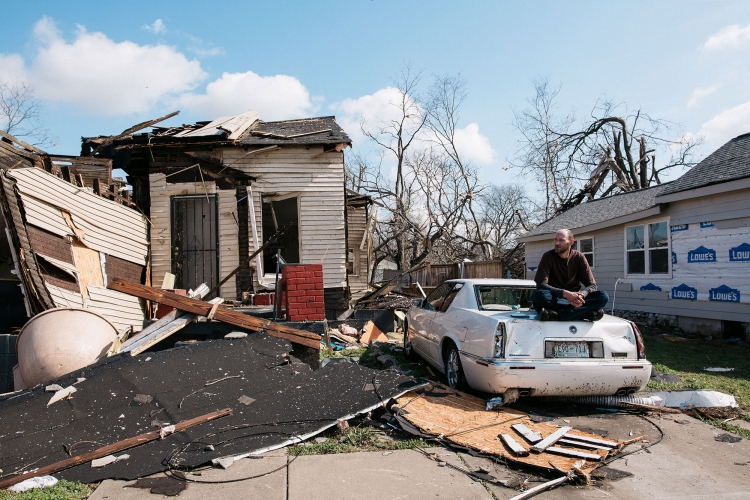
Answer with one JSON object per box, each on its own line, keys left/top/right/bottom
{"left": 262, "top": 197, "right": 299, "bottom": 272}
{"left": 171, "top": 195, "right": 219, "bottom": 294}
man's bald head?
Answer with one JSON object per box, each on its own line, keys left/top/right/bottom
{"left": 553, "top": 229, "right": 575, "bottom": 255}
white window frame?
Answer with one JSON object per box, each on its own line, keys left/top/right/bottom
{"left": 623, "top": 219, "right": 671, "bottom": 278}
{"left": 572, "top": 236, "right": 595, "bottom": 269}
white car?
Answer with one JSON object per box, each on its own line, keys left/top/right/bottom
{"left": 404, "top": 279, "right": 651, "bottom": 400}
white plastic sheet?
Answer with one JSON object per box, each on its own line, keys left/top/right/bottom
{"left": 8, "top": 475, "right": 58, "bottom": 492}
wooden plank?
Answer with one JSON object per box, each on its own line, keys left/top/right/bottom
{"left": 512, "top": 423, "right": 543, "bottom": 444}
{"left": 531, "top": 426, "right": 571, "bottom": 453}
{"left": 507, "top": 476, "right": 569, "bottom": 500}
{"left": 546, "top": 446, "right": 603, "bottom": 461}
{"left": 558, "top": 438, "right": 612, "bottom": 451}
{"left": 107, "top": 278, "right": 322, "bottom": 349}
{"left": 563, "top": 432, "right": 619, "bottom": 447}
{"left": 499, "top": 433, "right": 529, "bottom": 456}
{"left": 0, "top": 407, "right": 231, "bottom": 489}
{"left": 124, "top": 314, "right": 196, "bottom": 355}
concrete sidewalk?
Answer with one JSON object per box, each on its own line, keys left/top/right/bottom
{"left": 88, "top": 414, "right": 750, "bottom": 500}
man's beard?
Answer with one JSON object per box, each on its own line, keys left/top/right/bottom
{"left": 555, "top": 244, "right": 571, "bottom": 254}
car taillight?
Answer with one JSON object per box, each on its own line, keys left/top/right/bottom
{"left": 630, "top": 322, "right": 646, "bottom": 360}
{"left": 494, "top": 323, "right": 505, "bottom": 358}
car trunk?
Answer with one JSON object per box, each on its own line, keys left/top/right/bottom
{"left": 499, "top": 313, "right": 638, "bottom": 361}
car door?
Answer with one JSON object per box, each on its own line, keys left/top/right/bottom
{"left": 414, "top": 283, "right": 456, "bottom": 364}
{"left": 428, "top": 283, "right": 464, "bottom": 363}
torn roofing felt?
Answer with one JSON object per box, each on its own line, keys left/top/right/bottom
{"left": 0, "top": 333, "right": 422, "bottom": 483}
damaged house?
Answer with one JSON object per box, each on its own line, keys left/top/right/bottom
{"left": 0, "top": 131, "right": 149, "bottom": 336}
{"left": 83, "top": 111, "right": 372, "bottom": 312}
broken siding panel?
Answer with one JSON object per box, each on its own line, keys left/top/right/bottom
{"left": 148, "top": 174, "right": 218, "bottom": 289}
{"left": 7, "top": 169, "right": 148, "bottom": 264}
{"left": 218, "top": 189, "right": 239, "bottom": 298}
{"left": 86, "top": 285, "right": 144, "bottom": 331}
{"left": 8, "top": 168, "right": 147, "bottom": 238}
{"left": 224, "top": 146, "right": 347, "bottom": 289}
{"left": 45, "top": 282, "right": 85, "bottom": 308}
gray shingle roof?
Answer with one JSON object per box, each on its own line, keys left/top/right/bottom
{"left": 240, "top": 116, "right": 351, "bottom": 146}
{"left": 658, "top": 132, "right": 750, "bottom": 197}
{"left": 522, "top": 183, "right": 669, "bottom": 238}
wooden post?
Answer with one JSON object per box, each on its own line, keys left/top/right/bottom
{"left": 93, "top": 178, "right": 102, "bottom": 196}
{"left": 0, "top": 408, "right": 232, "bottom": 489}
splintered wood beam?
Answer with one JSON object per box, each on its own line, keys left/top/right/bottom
{"left": 531, "top": 426, "right": 571, "bottom": 453}
{"left": 107, "top": 278, "right": 322, "bottom": 349}
{"left": 0, "top": 408, "right": 232, "bottom": 489}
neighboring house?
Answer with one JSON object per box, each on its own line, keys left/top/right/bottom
{"left": 84, "top": 111, "right": 353, "bottom": 309}
{"left": 519, "top": 132, "right": 750, "bottom": 337}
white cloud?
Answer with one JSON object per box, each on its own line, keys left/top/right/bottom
{"left": 144, "top": 19, "right": 166, "bottom": 34}
{"left": 687, "top": 85, "right": 719, "bottom": 108}
{"left": 176, "top": 71, "right": 314, "bottom": 120}
{"left": 331, "top": 87, "right": 424, "bottom": 145}
{"left": 9, "top": 17, "right": 206, "bottom": 115}
{"left": 452, "top": 122, "right": 494, "bottom": 164}
{"left": 0, "top": 53, "right": 27, "bottom": 83}
{"left": 696, "top": 100, "right": 750, "bottom": 144}
{"left": 332, "top": 87, "right": 494, "bottom": 163}
{"left": 704, "top": 23, "right": 750, "bottom": 50}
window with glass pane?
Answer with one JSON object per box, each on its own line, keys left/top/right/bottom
{"left": 649, "top": 222, "right": 669, "bottom": 273}
{"left": 578, "top": 237, "right": 594, "bottom": 266}
{"left": 626, "top": 225, "right": 645, "bottom": 274}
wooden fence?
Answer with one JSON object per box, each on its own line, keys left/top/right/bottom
{"left": 384, "top": 261, "right": 506, "bottom": 291}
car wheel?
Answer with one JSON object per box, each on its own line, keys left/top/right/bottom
{"left": 444, "top": 342, "right": 466, "bottom": 390}
{"left": 403, "top": 320, "right": 415, "bottom": 359}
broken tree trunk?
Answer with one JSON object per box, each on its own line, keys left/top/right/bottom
{"left": 107, "top": 278, "right": 322, "bottom": 349}
{"left": 0, "top": 408, "right": 232, "bottom": 489}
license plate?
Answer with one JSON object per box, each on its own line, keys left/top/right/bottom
{"left": 554, "top": 342, "right": 589, "bottom": 358}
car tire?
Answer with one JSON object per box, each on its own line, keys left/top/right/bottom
{"left": 444, "top": 342, "right": 467, "bottom": 390}
{"left": 403, "top": 319, "right": 415, "bottom": 359}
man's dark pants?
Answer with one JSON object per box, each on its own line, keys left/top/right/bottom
{"left": 533, "top": 290, "right": 609, "bottom": 321}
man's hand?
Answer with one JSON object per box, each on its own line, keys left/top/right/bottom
{"left": 563, "top": 290, "right": 585, "bottom": 308}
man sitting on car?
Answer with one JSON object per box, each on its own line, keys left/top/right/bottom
{"left": 533, "top": 229, "right": 608, "bottom": 322}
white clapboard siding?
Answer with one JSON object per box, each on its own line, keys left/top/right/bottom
{"left": 86, "top": 285, "right": 145, "bottom": 332}
{"left": 224, "top": 146, "right": 347, "bottom": 289}
{"left": 45, "top": 282, "right": 84, "bottom": 308}
{"left": 218, "top": 189, "right": 239, "bottom": 297}
{"left": 8, "top": 168, "right": 148, "bottom": 265}
{"left": 148, "top": 175, "right": 219, "bottom": 289}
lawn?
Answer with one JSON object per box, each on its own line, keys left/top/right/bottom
{"left": 0, "top": 481, "right": 91, "bottom": 500}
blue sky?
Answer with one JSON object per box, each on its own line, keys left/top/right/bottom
{"left": 2, "top": 1, "right": 750, "bottom": 185}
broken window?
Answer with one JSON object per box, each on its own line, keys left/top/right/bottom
{"left": 262, "top": 196, "right": 299, "bottom": 273}
{"left": 625, "top": 221, "right": 669, "bottom": 276}
{"left": 572, "top": 237, "right": 594, "bottom": 267}
{"left": 347, "top": 248, "right": 357, "bottom": 275}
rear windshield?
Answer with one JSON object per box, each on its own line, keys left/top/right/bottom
{"left": 475, "top": 285, "right": 535, "bottom": 311}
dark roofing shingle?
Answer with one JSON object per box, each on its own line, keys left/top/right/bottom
{"left": 240, "top": 116, "right": 351, "bottom": 146}
{"left": 658, "top": 132, "right": 750, "bottom": 196}
{"left": 522, "top": 183, "right": 669, "bottom": 238}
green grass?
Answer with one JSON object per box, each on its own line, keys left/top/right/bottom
{"left": 641, "top": 327, "right": 750, "bottom": 410}
{"left": 0, "top": 480, "right": 92, "bottom": 500}
{"left": 321, "top": 341, "right": 432, "bottom": 379}
{"left": 289, "top": 426, "right": 428, "bottom": 456}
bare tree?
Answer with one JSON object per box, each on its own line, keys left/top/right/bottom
{"left": 0, "top": 80, "right": 50, "bottom": 146}
{"left": 513, "top": 78, "right": 701, "bottom": 215}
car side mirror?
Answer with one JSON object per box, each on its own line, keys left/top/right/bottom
{"left": 411, "top": 298, "right": 426, "bottom": 308}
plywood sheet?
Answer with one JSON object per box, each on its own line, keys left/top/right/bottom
{"left": 394, "top": 384, "right": 621, "bottom": 472}
{"left": 71, "top": 239, "right": 103, "bottom": 296}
